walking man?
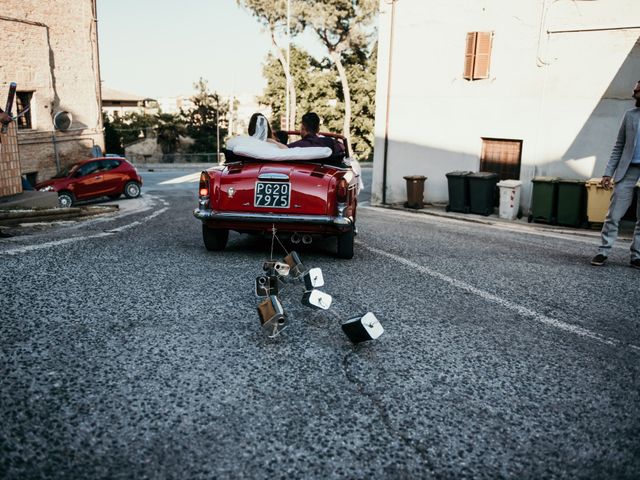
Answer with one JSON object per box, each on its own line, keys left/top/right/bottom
{"left": 591, "top": 80, "right": 640, "bottom": 268}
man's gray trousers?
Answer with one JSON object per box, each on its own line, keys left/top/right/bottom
{"left": 597, "top": 164, "right": 640, "bottom": 260}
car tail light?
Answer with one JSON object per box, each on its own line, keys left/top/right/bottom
{"left": 336, "top": 178, "right": 348, "bottom": 202}
{"left": 199, "top": 172, "right": 211, "bottom": 209}
{"left": 199, "top": 172, "right": 210, "bottom": 197}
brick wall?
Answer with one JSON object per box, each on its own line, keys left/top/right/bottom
{"left": 0, "top": 122, "right": 23, "bottom": 197}
{"left": 0, "top": 1, "right": 104, "bottom": 190}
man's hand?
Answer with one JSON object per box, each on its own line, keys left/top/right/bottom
{"left": 601, "top": 176, "right": 613, "bottom": 190}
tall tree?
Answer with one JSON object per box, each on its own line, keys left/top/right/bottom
{"left": 182, "top": 78, "right": 228, "bottom": 154}
{"left": 343, "top": 41, "right": 377, "bottom": 160}
{"left": 300, "top": 0, "right": 377, "bottom": 147}
{"left": 102, "top": 113, "right": 122, "bottom": 154}
{"left": 260, "top": 43, "right": 377, "bottom": 160}
{"left": 237, "top": 0, "right": 303, "bottom": 129}
{"left": 155, "top": 113, "right": 186, "bottom": 161}
{"left": 102, "top": 111, "right": 158, "bottom": 153}
{"left": 259, "top": 46, "right": 339, "bottom": 131}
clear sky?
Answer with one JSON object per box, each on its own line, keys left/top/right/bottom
{"left": 97, "top": 0, "right": 323, "bottom": 99}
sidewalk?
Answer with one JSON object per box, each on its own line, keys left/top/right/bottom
{"left": 379, "top": 202, "right": 634, "bottom": 241}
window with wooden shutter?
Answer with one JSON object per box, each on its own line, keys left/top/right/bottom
{"left": 463, "top": 32, "right": 493, "bottom": 80}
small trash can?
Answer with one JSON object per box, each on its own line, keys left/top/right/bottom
{"left": 467, "top": 172, "right": 499, "bottom": 216}
{"left": 585, "top": 178, "right": 612, "bottom": 225}
{"left": 445, "top": 171, "right": 472, "bottom": 213}
{"left": 403, "top": 175, "right": 427, "bottom": 209}
{"left": 528, "top": 176, "right": 559, "bottom": 224}
{"left": 496, "top": 180, "right": 522, "bottom": 220}
{"left": 556, "top": 179, "right": 587, "bottom": 228}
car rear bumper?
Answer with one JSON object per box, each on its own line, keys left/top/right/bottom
{"left": 193, "top": 208, "right": 352, "bottom": 229}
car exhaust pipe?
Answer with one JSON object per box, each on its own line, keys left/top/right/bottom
{"left": 302, "top": 234, "right": 312, "bottom": 245}
{"left": 291, "top": 233, "right": 301, "bottom": 244}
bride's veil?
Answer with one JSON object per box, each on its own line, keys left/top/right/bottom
{"left": 252, "top": 115, "right": 268, "bottom": 141}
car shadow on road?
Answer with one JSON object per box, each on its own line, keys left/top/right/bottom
{"left": 223, "top": 232, "right": 339, "bottom": 260}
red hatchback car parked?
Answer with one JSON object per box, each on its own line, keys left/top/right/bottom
{"left": 36, "top": 157, "right": 143, "bottom": 208}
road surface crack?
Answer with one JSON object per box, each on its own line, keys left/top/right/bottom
{"left": 342, "top": 348, "right": 438, "bottom": 475}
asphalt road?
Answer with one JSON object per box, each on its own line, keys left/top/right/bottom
{"left": 1, "top": 166, "right": 638, "bottom": 479}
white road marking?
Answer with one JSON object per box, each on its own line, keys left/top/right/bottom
{"left": 159, "top": 172, "right": 201, "bottom": 185}
{"left": 360, "top": 242, "right": 640, "bottom": 353}
{"left": 1, "top": 207, "right": 169, "bottom": 256}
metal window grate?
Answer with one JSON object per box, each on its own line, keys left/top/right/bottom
{"left": 480, "top": 138, "right": 522, "bottom": 180}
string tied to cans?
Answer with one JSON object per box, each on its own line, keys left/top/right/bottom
{"left": 256, "top": 225, "right": 383, "bottom": 344}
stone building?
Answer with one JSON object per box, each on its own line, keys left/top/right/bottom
{"left": 0, "top": 0, "right": 103, "bottom": 196}
{"left": 373, "top": 0, "right": 640, "bottom": 211}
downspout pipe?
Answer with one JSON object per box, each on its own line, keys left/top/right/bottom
{"left": 381, "top": 0, "right": 398, "bottom": 205}
{"left": 52, "top": 133, "right": 60, "bottom": 174}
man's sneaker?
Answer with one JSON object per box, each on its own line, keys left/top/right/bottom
{"left": 591, "top": 254, "right": 607, "bottom": 266}
{"left": 631, "top": 259, "right": 640, "bottom": 270}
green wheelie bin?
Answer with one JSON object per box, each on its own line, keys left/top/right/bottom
{"left": 445, "top": 171, "right": 472, "bottom": 213}
{"left": 528, "top": 176, "right": 559, "bottom": 224}
{"left": 556, "top": 179, "right": 587, "bottom": 228}
{"left": 467, "top": 172, "right": 499, "bottom": 216}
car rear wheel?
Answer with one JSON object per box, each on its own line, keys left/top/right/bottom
{"left": 58, "top": 192, "right": 74, "bottom": 208}
{"left": 202, "top": 225, "right": 229, "bottom": 251}
{"left": 336, "top": 229, "right": 354, "bottom": 259}
{"left": 124, "top": 181, "right": 141, "bottom": 199}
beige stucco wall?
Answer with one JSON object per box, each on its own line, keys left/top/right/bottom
{"left": 372, "top": 0, "right": 640, "bottom": 210}
{"left": 0, "top": 1, "right": 103, "bottom": 184}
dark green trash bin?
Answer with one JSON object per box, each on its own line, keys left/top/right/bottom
{"left": 467, "top": 172, "right": 499, "bottom": 216}
{"left": 528, "top": 176, "right": 559, "bottom": 224}
{"left": 445, "top": 171, "right": 472, "bottom": 213}
{"left": 557, "top": 179, "right": 587, "bottom": 227}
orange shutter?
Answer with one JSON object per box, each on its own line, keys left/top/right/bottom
{"left": 473, "top": 32, "right": 493, "bottom": 79}
{"left": 463, "top": 32, "right": 477, "bottom": 80}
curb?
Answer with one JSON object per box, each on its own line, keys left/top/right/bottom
{"left": 0, "top": 205, "right": 119, "bottom": 226}
{"left": 374, "top": 203, "right": 632, "bottom": 241}
{"left": 133, "top": 163, "right": 214, "bottom": 170}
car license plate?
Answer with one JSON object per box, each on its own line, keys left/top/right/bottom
{"left": 254, "top": 181, "right": 290, "bottom": 208}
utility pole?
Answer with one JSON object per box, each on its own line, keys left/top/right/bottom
{"left": 216, "top": 97, "right": 221, "bottom": 164}
{"left": 285, "top": 0, "right": 291, "bottom": 129}
{"left": 382, "top": 0, "right": 398, "bottom": 205}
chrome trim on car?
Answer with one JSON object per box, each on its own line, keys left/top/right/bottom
{"left": 198, "top": 196, "right": 209, "bottom": 209}
{"left": 257, "top": 173, "right": 289, "bottom": 181}
{"left": 193, "top": 208, "right": 352, "bottom": 227}
{"left": 337, "top": 202, "right": 347, "bottom": 217}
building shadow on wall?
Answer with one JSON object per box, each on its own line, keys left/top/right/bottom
{"left": 372, "top": 139, "right": 481, "bottom": 205}
{"left": 562, "top": 36, "right": 640, "bottom": 178}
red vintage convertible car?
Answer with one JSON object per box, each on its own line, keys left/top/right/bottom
{"left": 193, "top": 132, "right": 359, "bottom": 259}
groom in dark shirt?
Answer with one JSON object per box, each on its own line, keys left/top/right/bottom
{"left": 288, "top": 112, "right": 345, "bottom": 155}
